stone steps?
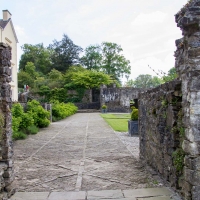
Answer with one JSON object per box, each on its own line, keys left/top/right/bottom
{"left": 77, "top": 109, "right": 100, "bottom": 113}
{"left": 11, "top": 187, "right": 181, "bottom": 200}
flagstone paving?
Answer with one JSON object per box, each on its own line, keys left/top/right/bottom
{"left": 10, "top": 113, "right": 181, "bottom": 200}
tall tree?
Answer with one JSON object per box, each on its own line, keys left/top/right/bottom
{"left": 48, "top": 34, "right": 83, "bottom": 72}
{"left": 19, "top": 43, "right": 52, "bottom": 74}
{"left": 81, "top": 45, "right": 102, "bottom": 70}
{"left": 81, "top": 42, "right": 131, "bottom": 83}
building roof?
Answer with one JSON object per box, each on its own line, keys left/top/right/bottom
{"left": 0, "top": 18, "right": 9, "bottom": 29}
{"left": 0, "top": 18, "right": 18, "bottom": 43}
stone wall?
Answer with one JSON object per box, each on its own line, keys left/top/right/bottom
{"left": 139, "top": 1, "right": 200, "bottom": 199}
{"left": 100, "top": 85, "right": 142, "bottom": 112}
{"left": 0, "top": 43, "right": 14, "bottom": 199}
{"left": 139, "top": 80, "right": 183, "bottom": 191}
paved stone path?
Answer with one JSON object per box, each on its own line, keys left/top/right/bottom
{"left": 11, "top": 113, "right": 181, "bottom": 200}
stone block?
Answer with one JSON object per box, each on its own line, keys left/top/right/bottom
{"left": 184, "top": 167, "right": 200, "bottom": 186}
{"left": 182, "top": 140, "right": 200, "bottom": 156}
{"left": 185, "top": 126, "right": 200, "bottom": 142}
{"left": 185, "top": 156, "right": 200, "bottom": 170}
{"left": 191, "top": 186, "right": 200, "bottom": 200}
{"left": 87, "top": 190, "right": 123, "bottom": 199}
{"left": 191, "top": 77, "right": 200, "bottom": 91}
{"left": 11, "top": 192, "right": 50, "bottom": 200}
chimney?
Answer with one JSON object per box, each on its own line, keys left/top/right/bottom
{"left": 3, "top": 10, "right": 12, "bottom": 21}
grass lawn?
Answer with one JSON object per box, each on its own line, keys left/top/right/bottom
{"left": 100, "top": 113, "right": 130, "bottom": 132}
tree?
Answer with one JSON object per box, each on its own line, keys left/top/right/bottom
{"left": 64, "top": 66, "right": 113, "bottom": 89}
{"left": 129, "top": 74, "right": 163, "bottom": 89}
{"left": 47, "top": 69, "right": 63, "bottom": 80}
{"left": 19, "top": 43, "right": 52, "bottom": 74}
{"left": 18, "top": 71, "right": 34, "bottom": 88}
{"left": 101, "top": 42, "right": 131, "bottom": 82}
{"left": 48, "top": 34, "right": 83, "bottom": 72}
{"left": 18, "top": 62, "right": 39, "bottom": 88}
{"left": 81, "top": 42, "right": 131, "bottom": 83}
{"left": 80, "top": 45, "right": 102, "bottom": 70}
{"left": 163, "top": 67, "right": 177, "bottom": 82}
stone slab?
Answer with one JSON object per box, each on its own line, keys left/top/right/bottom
{"left": 123, "top": 187, "right": 171, "bottom": 198}
{"left": 137, "top": 197, "right": 171, "bottom": 200}
{"left": 10, "top": 192, "right": 50, "bottom": 200}
{"left": 87, "top": 189, "right": 123, "bottom": 199}
{"left": 48, "top": 191, "right": 86, "bottom": 200}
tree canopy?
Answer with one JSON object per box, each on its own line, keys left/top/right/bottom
{"left": 126, "top": 74, "right": 163, "bottom": 88}
{"left": 19, "top": 43, "right": 52, "bottom": 74}
{"left": 64, "top": 66, "right": 113, "bottom": 89}
{"left": 81, "top": 42, "right": 131, "bottom": 83}
{"left": 48, "top": 34, "right": 83, "bottom": 72}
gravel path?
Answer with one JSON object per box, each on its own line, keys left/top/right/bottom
{"left": 11, "top": 113, "right": 163, "bottom": 192}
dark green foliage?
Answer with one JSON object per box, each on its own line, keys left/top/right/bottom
{"left": 12, "top": 131, "right": 27, "bottom": 140}
{"left": 26, "top": 125, "right": 39, "bottom": 135}
{"left": 27, "top": 100, "right": 50, "bottom": 128}
{"left": 52, "top": 101, "right": 78, "bottom": 121}
{"left": 172, "top": 148, "right": 185, "bottom": 173}
{"left": 131, "top": 109, "right": 138, "bottom": 120}
{"left": 48, "top": 34, "right": 83, "bottom": 72}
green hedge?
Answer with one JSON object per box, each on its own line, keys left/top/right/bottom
{"left": 12, "top": 100, "right": 50, "bottom": 140}
{"left": 51, "top": 101, "right": 78, "bottom": 121}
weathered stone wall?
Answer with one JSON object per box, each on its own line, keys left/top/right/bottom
{"left": 175, "top": 1, "right": 200, "bottom": 199}
{"left": 140, "top": 1, "right": 200, "bottom": 199}
{"left": 139, "top": 80, "right": 183, "bottom": 191}
{"left": 100, "top": 86, "right": 142, "bottom": 112}
{"left": 0, "top": 43, "right": 14, "bottom": 199}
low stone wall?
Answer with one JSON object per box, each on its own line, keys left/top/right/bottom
{"left": 139, "top": 80, "right": 183, "bottom": 191}
{"left": 100, "top": 86, "right": 142, "bottom": 112}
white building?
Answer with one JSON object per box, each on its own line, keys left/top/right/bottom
{"left": 0, "top": 10, "right": 18, "bottom": 101}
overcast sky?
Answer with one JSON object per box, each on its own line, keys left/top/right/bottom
{"left": 1, "top": 0, "right": 188, "bottom": 83}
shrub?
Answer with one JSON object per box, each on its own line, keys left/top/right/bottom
{"left": 12, "top": 131, "right": 27, "bottom": 140}
{"left": 12, "top": 116, "right": 22, "bottom": 132}
{"left": 12, "top": 103, "right": 34, "bottom": 131}
{"left": 52, "top": 101, "right": 77, "bottom": 121}
{"left": 26, "top": 125, "right": 39, "bottom": 135}
{"left": 130, "top": 106, "right": 136, "bottom": 111}
{"left": 27, "top": 100, "right": 50, "bottom": 128}
{"left": 131, "top": 109, "right": 138, "bottom": 121}
{"left": 102, "top": 104, "right": 107, "bottom": 109}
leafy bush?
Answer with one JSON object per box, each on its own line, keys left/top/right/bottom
{"left": 27, "top": 100, "right": 50, "bottom": 128}
{"left": 12, "top": 131, "right": 27, "bottom": 140}
{"left": 12, "top": 103, "right": 34, "bottom": 132}
{"left": 26, "top": 125, "right": 39, "bottom": 135}
{"left": 52, "top": 101, "right": 77, "bottom": 121}
{"left": 102, "top": 104, "right": 107, "bottom": 109}
{"left": 49, "top": 88, "right": 67, "bottom": 103}
{"left": 131, "top": 109, "right": 138, "bottom": 121}
{"left": 12, "top": 116, "right": 22, "bottom": 132}
{"left": 130, "top": 106, "right": 136, "bottom": 111}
